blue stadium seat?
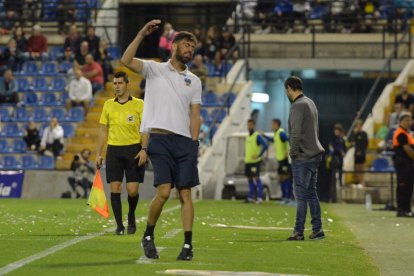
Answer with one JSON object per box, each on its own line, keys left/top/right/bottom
{"left": 202, "top": 91, "right": 219, "bottom": 107}
{"left": 370, "top": 158, "right": 394, "bottom": 172}
{"left": 107, "top": 46, "right": 121, "bottom": 59}
{"left": 50, "top": 77, "right": 66, "bottom": 91}
{"left": 0, "top": 123, "right": 22, "bottom": 137}
{"left": 211, "top": 108, "right": 227, "bottom": 123}
{"left": 62, "top": 123, "right": 75, "bottom": 137}
{"left": 23, "top": 92, "right": 39, "bottom": 106}
{"left": 20, "top": 61, "right": 38, "bottom": 76}
{"left": 42, "top": 93, "right": 58, "bottom": 106}
{"left": 219, "top": 92, "right": 236, "bottom": 107}
{"left": 16, "top": 78, "right": 31, "bottom": 92}
{"left": 32, "top": 108, "right": 49, "bottom": 122}
{"left": 2, "top": 155, "right": 18, "bottom": 170}
{"left": 32, "top": 78, "right": 49, "bottom": 91}
{"left": 67, "top": 107, "right": 84, "bottom": 122}
{"left": 50, "top": 47, "right": 64, "bottom": 60}
{"left": 38, "top": 155, "right": 55, "bottom": 169}
{"left": 40, "top": 62, "right": 58, "bottom": 76}
{"left": 0, "top": 139, "right": 9, "bottom": 153}
{"left": 12, "top": 139, "right": 26, "bottom": 153}
{"left": 200, "top": 108, "right": 210, "bottom": 123}
{"left": 60, "top": 62, "right": 73, "bottom": 74}
{"left": 50, "top": 107, "right": 66, "bottom": 121}
{"left": 21, "top": 155, "right": 37, "bottom": 169}
{"left": 0, "top": 107, "right": 11, "bottom": 122}
{"left": 13, "top": 107, "right": 29, "bottom": 122}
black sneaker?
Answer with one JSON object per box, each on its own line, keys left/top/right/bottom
{"left": 309, "top": 229, "right": 325, "bottom": 240}
{"left": 176, "top": 244, "right": 193, "bottom": 261}
{"left": 287, "top": 232, "right": 304, "bottom": 241}
{"left": 115, "top": 226, "right": 125, "bottom": 235}
{"left": 141, "top": 236, "right": 159, "bottom": 259}
{"left": 127, "top": 223, "right": 136, "bottom": 235}
{"left": 397, "top": 211, "right": 414, "bottom": 217}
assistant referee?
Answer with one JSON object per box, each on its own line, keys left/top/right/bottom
{"left": 96, "top": 71, "right": 148, "bottom": 235}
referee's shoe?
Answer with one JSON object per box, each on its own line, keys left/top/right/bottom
{"left": 176, "top": 244, "right": 193, "bottom": 261}
{"left": 141, "top": 236, "right": 159, "bottom": 259}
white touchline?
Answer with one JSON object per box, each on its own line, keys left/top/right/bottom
{"left": 0, "top": 203, "right": 183, "bottom": 276}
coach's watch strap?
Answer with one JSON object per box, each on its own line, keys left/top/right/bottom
{"left": 142, "top": 147, "right": 148, "bottom": 152}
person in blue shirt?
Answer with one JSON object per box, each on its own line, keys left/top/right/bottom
{"left": 262, "top": 119, "right": 293, "bottom": 204}
{"left": 245, "top": 119, "right": 268, "bottom": 203}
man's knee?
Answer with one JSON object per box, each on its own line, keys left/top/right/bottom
{"left": 126, "top": 183, "right": 139, "bottom": 196}
{"left": 178, "top": 188, "right": 192, "bottom": 203}
{"left": 110, "top": 182, "right": 122, "bottom": 193}
{"left": 156, "top": 184, "right": 171, "bottom": 202}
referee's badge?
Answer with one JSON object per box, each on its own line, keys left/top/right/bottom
{"left": 127, "top": 115, "right": 135, "bottom": 123}
{"left": 184, "top": 78, "right": 191, "bottom": 86}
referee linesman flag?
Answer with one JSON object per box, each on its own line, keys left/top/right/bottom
{"left": 87, "top": 170, "right": 110, "bottom": 219}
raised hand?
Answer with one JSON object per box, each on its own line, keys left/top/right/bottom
{"left": 139, "top": 19, "right": 161, "bottom": 37}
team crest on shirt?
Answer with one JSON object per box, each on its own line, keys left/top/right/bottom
{"left": 127, "top": 115, "right": 135, "bottom": 123}
{"left": 184, "top": 78, "right": 191, "bottom": 86}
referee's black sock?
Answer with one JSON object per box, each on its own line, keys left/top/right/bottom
{"left": 110, "top": 193, "right": 123, "bottom": 228}
{"left": 144, "top": 224, "right": 155, "bottom": 239}
{"left": 127, "top": 193, "right": 139, "bottom": 225}
{"left": 184, "top": 231, "right": 192, "bottom": 246}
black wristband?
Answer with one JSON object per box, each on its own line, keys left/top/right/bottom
{"left": 141, "top": 147, "right": 148, "bottom": 152}
{"left": 193, "top": 140, "right": 200, "bottom": 146}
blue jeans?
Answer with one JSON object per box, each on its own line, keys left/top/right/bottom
{"left": 292, "top": 154, "right": 323, "bottom": 234}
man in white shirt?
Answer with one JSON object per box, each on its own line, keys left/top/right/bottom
{"left": 40, "top": 117, "right": 64, "bottom": 158}
{"left": 66, "top": 68, "right": 92, "bottom": 115}
{"left": 121, "top": 20, "right": 201, "bottom": 261}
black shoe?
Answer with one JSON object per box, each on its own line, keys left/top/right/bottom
{"left": 176, "top": 244, "right": 193, "bottom": 261}
{"left": 309, "top": 229, "right": 325, "bottom": 240}
{"left": 287, "top": 232, "right": 304, "bottom": 241}
{"left": 115, "top": 226, "right": 125, "bottom": 235}
{"left": 141, "top": 236, "right": 159, "bottom": 259}
{"left": 127, "top": 223, "right": 136, "bottom": 235}
{"left": 397, "top": 211, "right": 414, "bottom": 217}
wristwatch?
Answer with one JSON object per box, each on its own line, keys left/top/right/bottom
{"left": 193, "top": 140, "right": 200, "bottom": 146}
{"left": 141, "top": 147, "right": 148, "bottom": 152}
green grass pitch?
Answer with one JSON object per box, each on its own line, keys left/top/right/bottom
{"left": 0, "top": 199, "right": 378, "bottom": 275}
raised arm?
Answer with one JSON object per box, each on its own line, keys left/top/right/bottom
{"left": 121, "top": 19, "right": 161, "bottom": 73}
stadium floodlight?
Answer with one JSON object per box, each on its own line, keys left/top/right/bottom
{"left": 251, "top": 92, "right": 269, "bottom": 103}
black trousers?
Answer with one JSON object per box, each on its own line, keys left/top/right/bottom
{"left": 394, "top": 159, "right": 414, "bottom": 213}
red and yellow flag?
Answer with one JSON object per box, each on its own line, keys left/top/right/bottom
{"left": 87, "top": 171, "right": 110, "bottom": 219}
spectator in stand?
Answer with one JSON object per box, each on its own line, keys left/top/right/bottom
{"left": 23, "top": 121, "right": 40, "bottom": 151}
{"left": 57, "top": 0, "right": 75, "bottom": 34}
{"left": 60, "top": 47, "right": 75, "bottom": 63}
{"left": 0, "top": 10, "right": 20, "bottom": 33}
{"left": 0, "top": 69, "right": 18, "bottom": 104}
{"left": 192, "top": 25, "right": 204, "bottom": 56}
{"left": 83, "top": 26, "right": 100, "bottom": 60}
{"left": 75, "top": 41, "right": 90, "bottom": 67}
{"left": 66, "top": 149, "right": 95, "bottom": 198}
{"left": 203, "top": 26, "right": 221, "bottom": 61}
{"left": 12, "top": 26, "right": 28, "bottom": 54}
{"left": 64, "top": 24, "right": 82, "bottom": 54}
{"left": 3, "top": 38, "right": 24, "bottom": 72}
{"left": 39, "top": 117, "right": 64, "bottom": 159}
{"left": 394, "top": 87, "right": 414, "bottom": 113}
{"left": 349, "top": 119, "right": 368, "bottom": 187}
{"left": 26, "top": 24, "right": 48, "bottom": 61}
{"left": 254, "top": 0, "right": 274, "bottom": 34}
{"left": 66, "top": 68, "right": 92, "bottom": 115}
{"left": 389, "top": 102, "right": 404, "bottom": 129}
{"left": 289, "top": 1, "right": 311, "bottom": 33}
{"left": 273, "top": 0, "right": 293, "bottom": 33}
{"left": 212, "top": 51, "right": 225, "bottom": 77}
{"left": 82, "top": 54, "right": 104, "bottom": 94}
{"left": 158, "top": 22, "right": 177, "bottom": 62}
{"left": 4, "top": 0, "right": 24, "bottom": 16}
{"left": 96, "top": 39, "right": 113, "bottom": 83}
{"left": 190, "top": 54, "right": 208, "bottom": 89}
{"left": 357, "top": 0, "right": 381, "bottom": 33}
{"left": 24, "top": 0, "right": 42, "bottom": 20}
{"left": 219, "top": 27, "right": 239, "bottom": 61}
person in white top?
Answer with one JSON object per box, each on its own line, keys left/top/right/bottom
{"left": 121, "top": 20, "right": 201, "bottom": 261}
{"left": 66, "top": 68, "right": 92, "bottom": 115}
{"left": 39, "top": 117, "right": 64, "bottom": 158}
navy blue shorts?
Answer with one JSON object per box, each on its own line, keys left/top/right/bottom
{"left": 105, "top": 144, "right": 145, "bottom": 184}
{"left": 148, "top": 133, "right": 199, "bottom": 188}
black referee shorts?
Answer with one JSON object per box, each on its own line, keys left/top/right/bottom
{"left": 105, "top": 143, "right": 145, "bottom": 184}
{"left": 148, "top": 133, "right": 199, "bottom": 189}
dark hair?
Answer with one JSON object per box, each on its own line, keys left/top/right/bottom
{"left": 114, "top": 71, "right": 129, "bottom": 83}
{"left": 272, "top": 118, "right": 281, "bottom": 126}
{"left": 284, "top": 76, "right": 303, "bottom": 92}
{"left": 173, "top": 31, "right": 197, "bottom": 44}
{"left": 247, "top": 119, "right": 256, "bottom": 124}
{"left": 399, "top": 112, "right": 411, "bottom": 122}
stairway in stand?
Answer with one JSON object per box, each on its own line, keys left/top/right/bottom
{"left": 55, "top": 66, "right": 143, "bottom": 169}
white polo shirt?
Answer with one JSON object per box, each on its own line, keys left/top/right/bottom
{"left": 67, "top": 76, "right": 92, "bottom": 101}
{"left": 140, "top": 60, "right": 202, "bottom": 138}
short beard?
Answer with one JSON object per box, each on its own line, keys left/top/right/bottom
{"left": 176, "top": 53, "right": 192, "bottom": 64}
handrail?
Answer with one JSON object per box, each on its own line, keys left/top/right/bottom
{"left": 345, "top": 29, "right": 410, "bottom": 139}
